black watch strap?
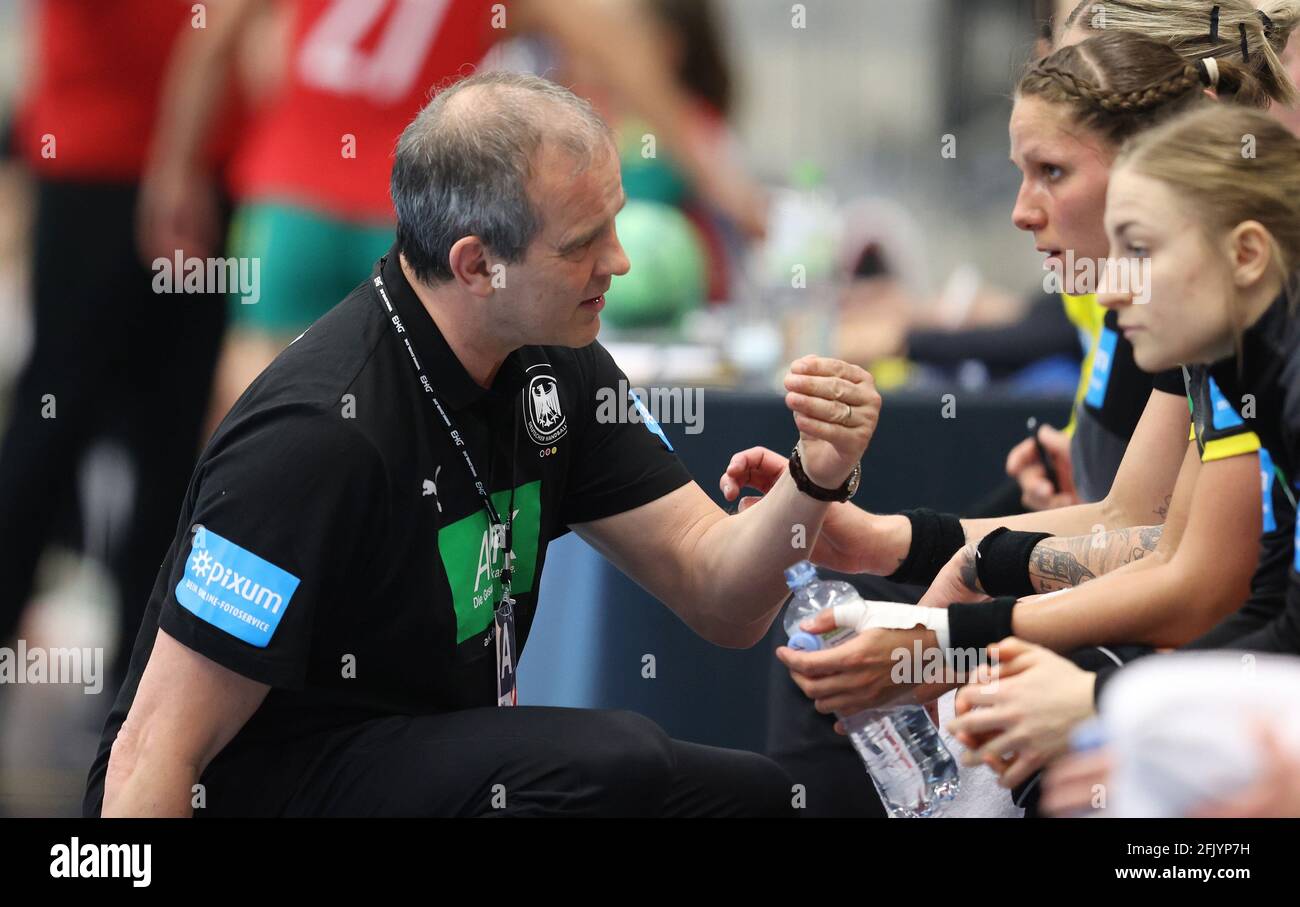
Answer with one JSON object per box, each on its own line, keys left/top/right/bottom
{"left": 788, "top": 445, "right": 860, "bottom": 502}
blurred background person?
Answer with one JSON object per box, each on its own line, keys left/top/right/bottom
{"left": 138, "top": 0, "right": 768, "bottom": 436}
{"left": 0, "top": 0, "right": 246, "bottom": 699}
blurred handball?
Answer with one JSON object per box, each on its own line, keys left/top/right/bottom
{"left": 604, "top": 200, "right": 707, "bottom": 330}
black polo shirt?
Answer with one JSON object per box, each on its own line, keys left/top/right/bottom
{"left": 85, "top": 249, "right": 692, "bottom": 809}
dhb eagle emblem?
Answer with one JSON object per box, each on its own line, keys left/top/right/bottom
{"left": 531, "top": 380, "right": 562, "bottom": 428}
{"left": 523, "top": 373, "right": 567, "bottom": 445}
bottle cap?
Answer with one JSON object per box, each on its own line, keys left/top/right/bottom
{"left": 784, "top": 560, "right": 818, "bottom": 590}
{"left": 787, "top": 631, "right": 823, "bottom": 651}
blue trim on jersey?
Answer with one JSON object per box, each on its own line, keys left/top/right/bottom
{"left": 1084, "top": 327, "right": 1118, "bottom": 409}
{"left": 630, "top": 390, "right": 674, "bottom": 452}
{"left": 1260, "top": 448, "right": 1277, "bottom": 534}
{"left": 1209, "top": 377, "right": 1245, "bottom": 430}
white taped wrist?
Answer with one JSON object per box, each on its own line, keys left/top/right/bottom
{"left": 831, "top": 600, "right": 950, "bottom": 649}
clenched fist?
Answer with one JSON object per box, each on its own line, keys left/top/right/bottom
{"left": 782, "top": 356, "right": 881, "bottom": 489}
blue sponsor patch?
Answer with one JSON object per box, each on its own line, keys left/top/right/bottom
{"left": 1260, "top": 448, "right": 1277, "bottom": 534}
{"left": 1208, "top": 377, "right": 1244, "bottom": 430}
{"left": 1084, "top": 328, "right": 1118, "bottom": 409}
{"left": 175, "top": 529, "right": 301, "bottom": 647}
{"left": 630, "top": 390, "right": 673, "bottom": 451}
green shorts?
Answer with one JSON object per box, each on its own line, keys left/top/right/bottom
{"left": 226, "top": 201, "right": 393, "bottom": 335}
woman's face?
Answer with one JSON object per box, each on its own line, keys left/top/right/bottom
{"left": 1098, "top": 167, "right": 1238, "bottom": 371}
{"left": 1010, "top": 94, "right": 1115, "bottom": 287}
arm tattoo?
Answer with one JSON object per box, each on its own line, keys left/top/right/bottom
{"left": 1028, "top": 546, "right": 1096, "bottom": 592}
{"left": 957, "top": 544, "right": 982, "bottom": 594}
{"left": 1028, "top": 525, "right": 1163, "bottom": 593}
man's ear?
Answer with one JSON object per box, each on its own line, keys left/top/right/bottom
{"left": 1228, "top": 221, "right": 1277, "bottom": 288}
{"left": 447, "top": 235, "right": 497, "bottom": 297}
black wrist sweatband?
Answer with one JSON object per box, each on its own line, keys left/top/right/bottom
{"left": 886, "top": 508, "right": 965, "bottom": 586}
{"left": 975, "top": 528, "right": 1053, "bottom": 597}
{"left": 947, "top": 596, "right": 1017, "bottom": 652}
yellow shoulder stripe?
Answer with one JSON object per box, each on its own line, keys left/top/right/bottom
{"left": 1201, "top": 431, "right": 1263, "bottom": 462}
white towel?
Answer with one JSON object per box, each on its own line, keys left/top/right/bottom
{"left": 932, "top": 689, "right": 1025, "bottom": 818}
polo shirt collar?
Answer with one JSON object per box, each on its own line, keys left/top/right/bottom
{"left": 378, "top": 247, "right": 529, "bottom": 409}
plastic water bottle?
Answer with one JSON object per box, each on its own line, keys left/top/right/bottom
{"left": 783, "top": 560, "right": 961, "bottom": 817}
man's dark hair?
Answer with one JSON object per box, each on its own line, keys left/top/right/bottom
{"left": 390, "top": 71, "right": 614, "bottom": 284}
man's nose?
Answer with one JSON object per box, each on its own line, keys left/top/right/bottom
{"left": 599, "top": 233, "right": 631, "bottom": 278}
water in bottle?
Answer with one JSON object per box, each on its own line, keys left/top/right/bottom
{"left": 783, "top": 560, "right": 961, "bottom": 817}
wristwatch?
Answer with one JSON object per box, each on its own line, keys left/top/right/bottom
{"left": 788, "top": 444, "right": 861, "bottom": 502}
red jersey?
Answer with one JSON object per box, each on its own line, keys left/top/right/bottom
{"left": 230, "top": 0, "right": 499, "bottom": 222}
{"left": 14, "top": 0, "right": 240, "bottom": 181}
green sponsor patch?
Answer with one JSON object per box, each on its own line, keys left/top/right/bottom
{"left": 437, "top": 480, "right": 541, "bottom": 643}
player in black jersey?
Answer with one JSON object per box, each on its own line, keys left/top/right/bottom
{"left": 952, "top": 106, "right": 1300, "bottom": 815}
{"left": 720, "top": 30, "right": 1295, "bottom": 815}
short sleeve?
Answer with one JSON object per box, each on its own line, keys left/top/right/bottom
{"left": 1190, "top": 370, "right": 1261, "bottom": 463}
{"left": 1151, "top": 367, "right": 1186, "bottom": 396}
{"left": 158, "top": 406, "right": 385, "bottom": 689}
{"left": 560, "top": 342, "right": 693, "bottom": 526}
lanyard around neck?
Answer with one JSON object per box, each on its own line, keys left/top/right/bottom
{"left": 371, "top": 262, "right": 519, "bottom": 603}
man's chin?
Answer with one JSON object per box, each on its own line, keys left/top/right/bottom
{"left": 553, "top": 317, "right": 601, "bottom": 348}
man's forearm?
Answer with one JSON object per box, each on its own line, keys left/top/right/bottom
{"left": 693, "top": 470, "right": 834, "bottom": 639}
{"left": 102, "top": 746, "right": 198, "bottom": 818}
{"left": 1028, "top": 525, "right": 1164, "bottom": 593}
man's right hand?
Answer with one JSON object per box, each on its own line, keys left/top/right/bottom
{"left": 1006, "top": 423, "right": 1078, "bottom": 511}
{"left": 719, "top": 446, "right": 866, "bottom": 574}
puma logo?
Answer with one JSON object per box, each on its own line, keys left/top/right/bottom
{"left": 423, "top": 467, "right": 442, "bottom": 512}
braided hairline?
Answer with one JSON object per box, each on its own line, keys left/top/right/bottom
{"left": 1026, "top": 60, "right": 1202, "bottom": 113}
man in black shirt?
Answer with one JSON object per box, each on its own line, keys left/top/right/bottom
{"left": 86, "top": 71, "right": 883, "bottom": 817}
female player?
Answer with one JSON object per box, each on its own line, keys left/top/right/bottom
{"left": 731, "top": 23, "right": 1298, "bottom": 815}
{"left": 951, "top": 106, "right": 1300, "bottom": 807}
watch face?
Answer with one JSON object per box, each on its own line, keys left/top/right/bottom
{"left": 844, "top": 465, "right": 861, "bottom": 498}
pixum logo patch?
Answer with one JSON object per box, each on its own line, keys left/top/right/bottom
{"left": 175, "top": 529, "right": 301, "bottom": 647}
{"left": 152, "top": 251, "right": 261, "bottom": 305}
